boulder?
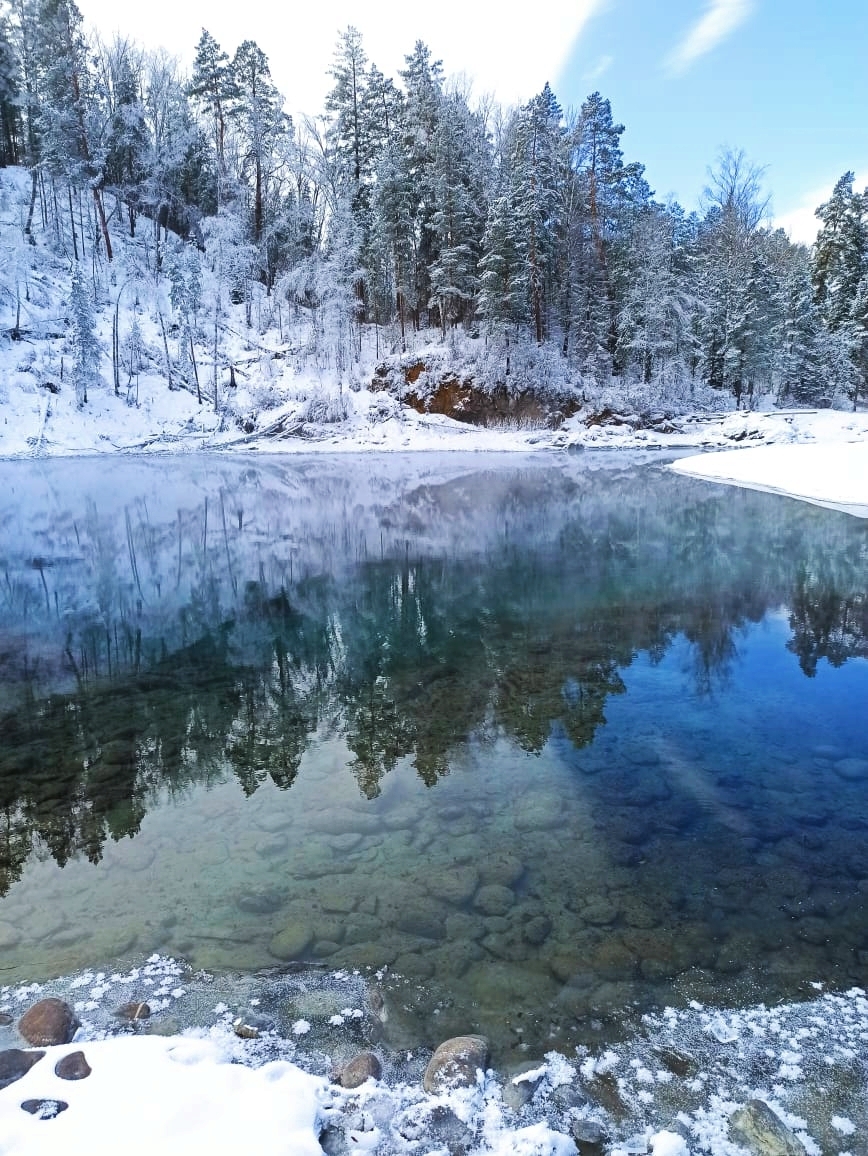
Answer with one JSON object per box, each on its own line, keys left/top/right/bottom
{"left": 18, "top": 999, "right": 79, "bottom": 1047}
{"left": 0, "top": 1048, "right": 45, "bottom": 1090}
{"left": 55, "top": 1051, "right": 91, "bottom": 1081}
{"left": 729, "top": 1099, "right": 807, "bottom": 1156}
{"left": 423, "top": 1035, "right": 490, "bottom": 1093}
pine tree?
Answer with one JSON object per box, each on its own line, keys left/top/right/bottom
{"left": 0, "top": 15, "right": 21, "bottom": 164}
{"left": 69, "top": 262, "right": 100, "bottom": 405}
{"left": 426, "top": 92, "right": 485, "bottom": 333}
{"left": 188, "top": 30, "right": 234, "bottom": 181}
{"left": 812, "top": 173, "right": 868, "bottom": 407}
{"left": 510, "top": 83, "right": 563, "bottom": 344}
{"left": 399, "top": 41, "right": 444, "bottom": 328}
{"left": 229, "top": 40, "right": 286, "bottom": 248}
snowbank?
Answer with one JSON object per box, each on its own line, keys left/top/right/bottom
{"left": 0, "top": 1033, "right": 328, "bottom": 1156}
{"left": 669, "top": 438, "right": 868, "bottom": 518}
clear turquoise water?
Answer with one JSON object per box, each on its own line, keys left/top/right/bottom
{"left": 0, "top": 452, "right": 866, "bottom": 1059}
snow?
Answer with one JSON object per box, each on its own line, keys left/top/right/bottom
{"left": 649, "top": 1132, "right": 690, "bottom": 1156}
{"left": 669, "top": 431, "right": 868, "bottom": 518}
{"left": 0, "top": 1033, "right": 328, "bottom": 1156}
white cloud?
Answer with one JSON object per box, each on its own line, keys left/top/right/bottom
{"left": 666, "top": 0, "right": 754, "bottom": 75}
{"left": 774, "top": 169, "right": 868, "bottom": 245}
{"left": 77, "top": 0, "right": 606, "bottom": 116}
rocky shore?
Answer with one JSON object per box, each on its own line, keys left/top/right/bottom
{"left": 1, "top": 956, "right": 866, "bottom": 1154}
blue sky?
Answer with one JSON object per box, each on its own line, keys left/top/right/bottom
{"left": 556, "top": 0, "right": 868, "bottom": 238}
{"left": 77, "top": 0, "right": 866, "bottom": 242}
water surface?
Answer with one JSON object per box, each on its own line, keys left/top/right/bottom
{"left": 1, "top": 452, "right": 866, "bottom": 1059}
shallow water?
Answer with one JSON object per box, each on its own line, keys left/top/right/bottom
{"left": 0, "top": 452, "right": 867, "bottom": 1060}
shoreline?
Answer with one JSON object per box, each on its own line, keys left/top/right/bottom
{"left": 1, "top": 954, "right": 865, "bottom": 1154}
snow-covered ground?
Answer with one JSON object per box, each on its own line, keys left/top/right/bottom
{"left": 2, "top": 957, "right": 866, "bottom": 1155}
{"left": 668, "top": 434, "right": 868, "bottom": 518}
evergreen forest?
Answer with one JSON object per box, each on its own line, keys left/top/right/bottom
{"left": 0, "top": 3, "right": 867, "bottom": 412}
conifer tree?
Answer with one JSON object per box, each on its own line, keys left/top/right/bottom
{"left": 69, "top": 262, "right": 100, "bottom": 405}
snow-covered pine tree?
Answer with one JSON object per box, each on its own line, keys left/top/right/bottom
{"left": 812, "top": 173, "right": 868, "bottom": 408}
{"left": 188, "top": 30, "right": 234, "bottom": 189}
{"left": 509, "top": 83, "right": 563, "bottom": 344}
{"left": 426, "top": 91, "right": 486, "bottom": 335}
{"left": 229, "top": 40, "right": 286, "bottom": 250}
{"left": 69, "top": 262, "right": 100, "bottom": 405}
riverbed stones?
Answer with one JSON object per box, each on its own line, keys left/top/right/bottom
{"left": 0, "top": 921, "right": 20, "bottom": 949}
{"left": 729, "top": 1099, "right": 807, "bottom": 1156}
{"left": 337, "top": 1052, "right": 382, "bottom": 1088}
{"left": 18, "top": 999, "right": 79, "bottom": 1047}
{"left": 393, "top": 898, "right": 447, "bottom": 940}
{"left": 55, "top": 1050, "right": 91, "bottom": 1080}
{"left": 268, "top": 922, "right": 313, "bottom": 961}
{"left": 513, "top": 796, "right": 563, "bottom": 831}
{"left": 0, "top": 1049, "right": 45, "bottom": 1090}
{"left": 236, "top": 888, "right": 285, "bottom": 914}
{"left": 320, "top": 890, "right": 358, "bottom": 915}
{"left": 522, "top": 915, "right": 552, "bottom": 946}
{"left": 474, "top": 885, "right": 515, "bottom": 917}
{"left": 478, "top": 853, "right": 524, "bottom": 888}
{"left": 426, "top": 866, "right": 479, "bottom": 905}
{"left": 423, "top": 1035, "right": 490, "bottom": 1093}
{"left": 834, "top": 757, "right": 868, "bottom": 782}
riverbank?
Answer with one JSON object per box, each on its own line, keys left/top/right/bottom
{"left": 1, "top": 955, "right": 865, "bottom": 1155}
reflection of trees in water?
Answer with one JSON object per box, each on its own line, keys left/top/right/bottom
{"left": 0, "top": 467, "right": 867, "bottom": 891}
{"left": 788, "top": 566, "right": 868, "bottom": 677}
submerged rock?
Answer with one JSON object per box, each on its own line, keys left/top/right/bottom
{"left": 834, "top": 757, "right": 868, "bottom": 781}
{"left": 474, "top": 885, "right": 515, "bottom": 917}
{"left": 423, "top": 1035, "right": 490, "bottom": 1094}
{"left": 18, "top": 999, "right": 79, "bottom": 1046}
{"left": 729, "top": 1099, "right": 807, "bottom": 1156}
{"left": 0, "top": 1048, "right": 45, "bottom": 1090}
{"left": 268, "top": 923, "right": 313, "bottom": 961}
{"left": 0, "top": 921, "right": 21, "bottom": 949}
{"left": 55, "top": 1050, "right": 92, "bottom": 1081}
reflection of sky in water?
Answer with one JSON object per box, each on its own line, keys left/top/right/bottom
{"left": 0, "top": 453, "right": 866, "bottom": 1060}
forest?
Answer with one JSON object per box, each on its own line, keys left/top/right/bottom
{"left": 0, "top": 0, "right": 867, "bottom": 415}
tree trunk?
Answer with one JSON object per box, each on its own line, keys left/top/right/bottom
{"left": 92, "top": 186, "right": 113, "bottom": 261}
{"left": 24, "top": 168, "right": 38, "bottom": 245}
